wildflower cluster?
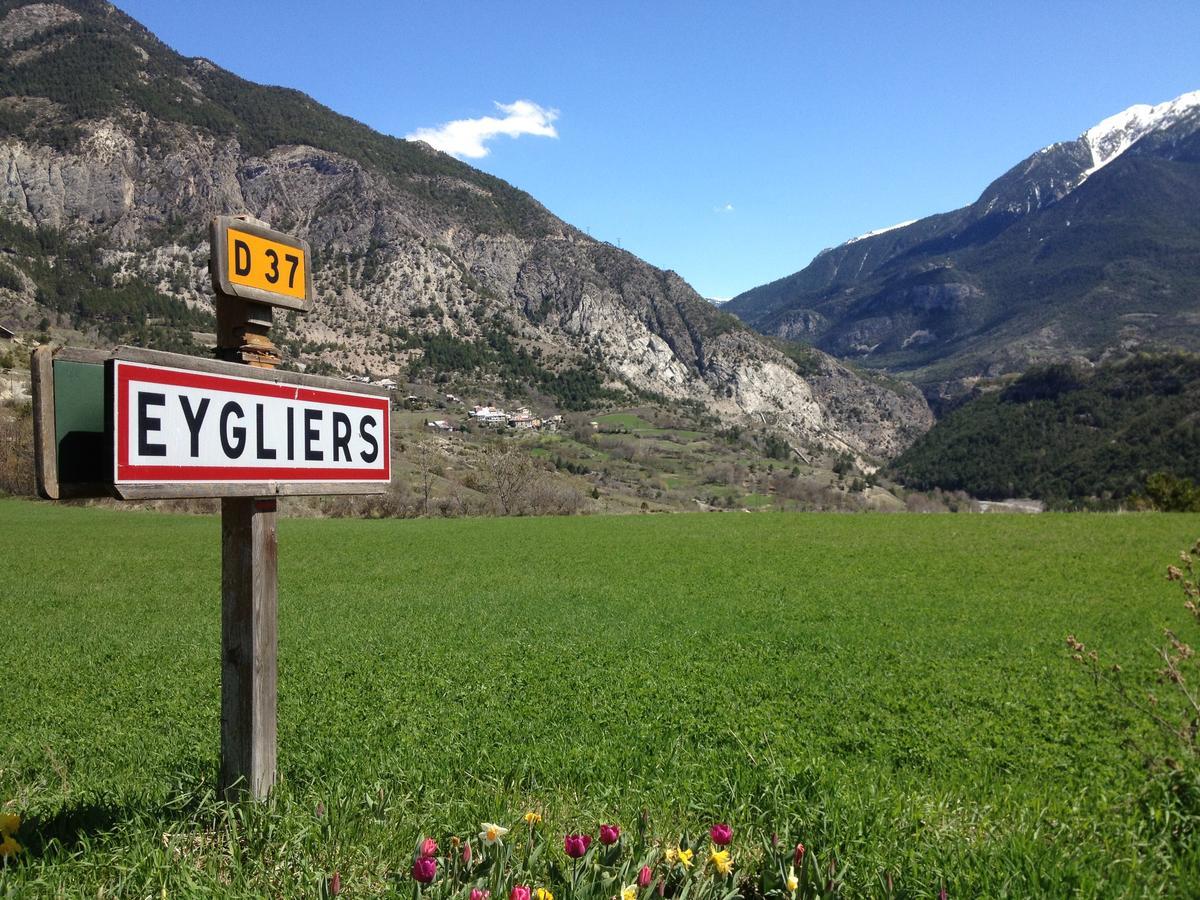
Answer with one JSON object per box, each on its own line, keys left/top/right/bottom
{"left": 369, "top": 815, "right": 756, "bottom": 900}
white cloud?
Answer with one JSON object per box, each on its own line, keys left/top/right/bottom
{"left": 714, "top": 203, "right": 735, "bottom": 213}
{"left": 405, "top": 100, "right": 559, "bottom": 159}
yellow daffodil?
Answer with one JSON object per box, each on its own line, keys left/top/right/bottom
{"left": 479, "top": 822, "right": 509, "bottom": 846}
{"left": 677, "top": 848, "right": 694, "bottom": 870}
{"left": 786, "top": 866, "right": 799, "bottom": 893}
{"left": 0, "top": 835, "right": 21, "bottom": 858}
{"left": 524, "top": 811, "right": 543, "bottom": 826}
{"left": 664, "top": 847, "right": 677, "bottom": 864}
{"left": 708, "top": 848, "right": 732, "bottom": 876}
{"left": 535, "top": 887, "right": 553, "bottom": 900}
{"left": 622, "top": 885, "right": 637, "bottom": 900}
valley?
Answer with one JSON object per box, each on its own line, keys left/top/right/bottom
{"left": 3, "top": 2, "right": 1200, "bottom": 896}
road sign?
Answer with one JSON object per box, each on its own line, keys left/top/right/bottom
{"left": 210, "top": 216, "right": 314, "bottom": 312}
{"left": 109, "top": 348, "right": 390, "bottom": 498}
{"left": 34, "top": 214, "right": 373, "bottom": 802}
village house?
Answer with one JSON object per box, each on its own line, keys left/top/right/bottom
{"left": 460, "top": 403, "right": 564, "bottom": 432}
{"left": 468, "top": 405, "right": 508, "bottom": 426}
{"left": 508, "top": 407, "right": 534, "bottom": 429}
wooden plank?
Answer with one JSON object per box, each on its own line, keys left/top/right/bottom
{"left": 31, "top": 346, "right": 59, "bottom": 500}
{"left": 214, "top": 283, "right": 281, "bottom": 803}
{"left": 219, "top": 496, "right": 277, "bottom": 800}
{"left": 55, "top": 347, "right": 112, "bottom": 365}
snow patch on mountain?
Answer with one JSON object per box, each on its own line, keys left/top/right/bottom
{"left": 1079, "top": 89, "right": 1200, "bottom": 180}
{"left": 844, "top": 219, "right": 917, "bottom": 245}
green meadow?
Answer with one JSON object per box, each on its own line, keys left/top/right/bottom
{"left": 2, "top": 499, "right": 1200, "bottom": 896}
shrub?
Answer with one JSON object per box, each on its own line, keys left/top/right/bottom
{"left": 1067, "top": 539, "right": 1200, "bottom": 851}
{"left": 0, "top": 401, "right": 35, "bottom": 496}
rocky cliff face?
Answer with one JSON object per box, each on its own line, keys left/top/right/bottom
{"left": 0, "top": 0, "right": 931, "bottom": 460}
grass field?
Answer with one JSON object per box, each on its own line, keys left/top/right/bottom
{"left": 3, "top": 500, "right": 1200, "bottom": 896}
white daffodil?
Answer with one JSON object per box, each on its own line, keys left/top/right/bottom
{"left": 479, "top": 822, "right": 509, "bottom": 846}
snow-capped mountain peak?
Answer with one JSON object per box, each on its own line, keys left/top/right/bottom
{"left": 1080, "top": 89, "right": 1200, "bottom": 179}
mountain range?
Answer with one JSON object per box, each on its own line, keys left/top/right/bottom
{"left": 0, "top": 0, "right": 931, "bottom": 461}
{"left": 727, "top": 90, "right": 1200, "bottom": 401}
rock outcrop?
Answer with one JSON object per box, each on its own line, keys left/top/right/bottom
{"left": 0, "top": 0, "right": 932, "bottom": 460}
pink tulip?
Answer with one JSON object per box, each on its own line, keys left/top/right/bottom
{"left": 710, "top": 823, "right": 732, "bottom": 846}
{"left": 793, "top": 843, "right": 806, "bottom": 867}
{"left": 419, "top": 837, "right": 439, "bottom": 858}
{"left": 329, "top": 871, "right": 341, "bottom": 896}
{"left": 411, "top": 856, "right": 437, "bottom": 884}
{"left": 638, "top": 866, "right": 653, "bottom": 888}
{"left": 463, "top": 841, "right": 473, "bottom": 864}
{"left": 511, "top": 886, "right": 531, "bottom": 900}
{"left": 599, "top": 824, "right": 620, "bottom": 845}
{"left": 471, "top": 890, "right": 491, "bottom": 900}
{"left": 564, "top": 833, "right": 592, "bottom": 858}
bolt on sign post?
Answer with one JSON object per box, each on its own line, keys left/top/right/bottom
{"left": 31, "top": 215, "right": 390, "bottom": 801}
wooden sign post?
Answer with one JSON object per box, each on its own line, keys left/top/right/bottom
{"left": 112, "top": 337, "right": 390, "bottom": 799}
{"left": 211, "top": 215, "right": 302, "bottom": 799}
{"left": 33, "top": 215, "right": 390, "bottom": 803}
{"left": 220, "top": 491, "right": 279, "bottom": 799}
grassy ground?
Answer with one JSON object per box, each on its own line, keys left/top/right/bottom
{"left": 537, "top": 407, "right": 843, "bottom": 514}
{"left": 2, "top": 500, "right": 1200, "bottom": 895}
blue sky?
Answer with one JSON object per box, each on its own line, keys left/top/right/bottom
{"left": 119, "top": 1, "right": 1200, "bottom": 300}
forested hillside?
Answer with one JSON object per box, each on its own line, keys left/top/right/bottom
{"left": 889, "top": 353, "right": 1200, "bottom": 504}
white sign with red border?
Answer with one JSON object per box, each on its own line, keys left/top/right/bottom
{"left": 112, "top": 355, "right": 390, "bottom": 492}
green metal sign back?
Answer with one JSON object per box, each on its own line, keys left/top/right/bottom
{"left": 52, "top": 357, "right": 106, "bottom": 485}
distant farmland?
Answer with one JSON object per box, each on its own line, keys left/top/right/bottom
{"left": 2, "top": 499, "right": 1199, "bottom": 895}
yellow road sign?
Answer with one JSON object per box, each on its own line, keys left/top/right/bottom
{"left": 210, "top": 216, "right": 314, "bottom": 312}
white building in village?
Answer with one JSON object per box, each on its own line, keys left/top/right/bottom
{"left": 464, "top": 405, "right": 563, "bottom": 432}
{"left": 468, "top": 405, "right": 508, "bottom": 426}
